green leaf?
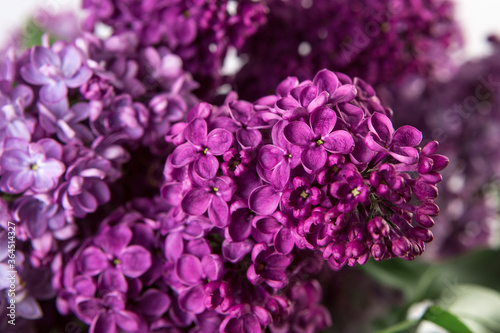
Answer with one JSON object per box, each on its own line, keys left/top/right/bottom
{"left": 22, "top": 20, "right": 46, "bottom": 49}
{"left": 422, "top": 305, "right": 473, "bottom": 333}
{"left": 438, "top": 285, "right": 500, "bottom": 333}
{"left": 21, "top": 20, "right": 58, "bottom": 50}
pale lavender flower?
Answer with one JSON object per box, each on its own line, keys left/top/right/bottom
{"left": 0, "top": 138, "right": 65, "bottom": 194}
{"left": 21, "top": 44, "right": 92, "bottom": 104}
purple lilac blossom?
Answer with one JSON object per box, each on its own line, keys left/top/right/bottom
{"left": 0, "top": 22, "right": 199, "bottom": 330}
{"left": 20, "top": 42, "right": 92, "bottom": 104}
{"left": 388, "top": 38, "right": 500, "bottom": 258}
{"left": 81, "top": 0, "right": 268, "bottom": 98}
{"left": 0, "top": 137, "right": 65, "bottom": 194}
{"left": 161, "top": 68, "right": 448, "bottom": 282}
{"left": 0, "top": 2, "right": 452, "bottom": 331}
{"left": 234, "top": 0, "right": 462, "bottom": 101}
{"left": 57, "top": 193, "right": 332, "bottom": 333}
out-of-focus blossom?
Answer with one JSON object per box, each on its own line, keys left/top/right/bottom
{"left": 234, "top": 0, "right": 462, "bottom": 101}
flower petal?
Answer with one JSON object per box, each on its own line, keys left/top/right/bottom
{"left": 77, "top": 246, "right": 109, "bottom": 276}
{"left": 181, "top": 188, "right": 211, "bottom": 216}
{"left": 171, "top": 143, "right": 199, "bottom": 167}
{"left": 236, "top": 128, "right": 261, "bottom": 150}
{"left": 368, "top": 112, "right": 394, "bottom": 144}
{"left": 40, "top": 80, "right": 67, "bottom": 104}
{"left": 392, "top": 125, "right": 422, "bottom": 147}
{"left": 32, "top": 46, "right": 61, "bottom": 68}
{"left": 310, "top": 107, "right": 337, "bottom": 137}
{"left": 201, "top": 254, "right": 224, "bottom": 281}
{"left": 115, "top": 310, "right": 140, "bottom": 332}
{"left": 91, "top": 311, "right": 116, "bottom": 333}
{"left": 283, "top": 121, "right": 314, "bottom": 147}
{"left": 207, "top": 129, "right": 234, "bottom": 155}
{"left": 121, "top": 245, "right": 152, "bottom": 278}
{"left": 222, "top": 239, "right": 254, "bottom": 263}
{"left": 322, "top": 130, "right": 354, "bottom": 154}
{"left": 259, "top": 145, "right": 284, "bottom": 170}
{"left": 194, "top": 154, "right": 218, "bottom": 179}
{"left": 176, "top": 254, "right": 203, "bottom": 285}
{"left": 229, "top": 100, "right": 252, "bottom": 124}
{"left": 249, "top": 185, "right": 280, "bottom": 216}
{"left": 179, "top": 285, "right": 205, "bottom": 314}
{"left": 185, "top": 118, "right": 207, "bottom": 146}
{"left": 139, "top": 289, "right": 171, "bottom": 317}
{"left": 20, "top": 65, "right": 50, "bottom": 85}
{"left": 313, "top": 69, "right": 339, "bottom": 96}
{"left": 208, "top": 195, "right": 229, "bottom": 228}
{"left": 60, "top": 46, "right": 82, "bottom": 77}
{"left": 274, "top": 228, "right": 294, "bottom": 255}
{"left": 97, "top": 267, "right": 128, "bottom": 295}
{"left": 301, "top": 146, "right": 327, "bottom": 172}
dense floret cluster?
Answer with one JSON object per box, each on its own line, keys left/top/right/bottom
{"left": 82, "top": 0, "right": 267, "bottom": 98}
{"left": 0, "top": 0, "right": 457, "bottom": 332}
{"left": 390, "top": 38, "right": 500, "bottom": 257}
{"left": 234, "top": 0, "right": 462, "bottom": 101}
{"left": 162, "top": 70, "right": 447, "bottom": 271}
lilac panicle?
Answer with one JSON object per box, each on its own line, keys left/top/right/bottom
{"left": 161, "top": 68, "right": 448, "bottom": 279}
{"left": 234, "top": 0, "right": 462, "bottom": 101}
{"left": 389, "top": 38, "right": 500, "bottom": 258}
{"left": 0, "top": 1, "right": 454, "bottom": 331}
{"left": 81, "top": 0, "right": 268, "bottom": 98}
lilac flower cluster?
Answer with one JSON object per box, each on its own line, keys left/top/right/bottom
{"left": 234, "top": 0, "right": 462, "bottom": 101}
{"left": 57, "top": 197, "right": 331, "bottom": 332}
{"left": 389, "top": 38, "right": 500, "bottom": 258}
{"left": 0, "top": 19, "right": 197, "bottom": 329}
{"left": 81, "top": 0, "right": 268, "bottom": 98}
{"left": 162, "top": 70, "right": 448, "bottom": 275}
{"left": 0, "top": 1, "right": 451, "bottom": 331}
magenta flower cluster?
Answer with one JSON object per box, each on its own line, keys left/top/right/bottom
{"left": 0, "top": 0, "right": 454, "bottom": 332}
{"left": 234, "top": 0, "right": 463, "bottom": 101}
{"left": 162, "top": 70, "right": 447, "bottom": 274}
{"left": 389, "top": 37, "right": 500, "bottom": 258}
{"left": 82, "top": 0, "right": 267, "bottom": 98}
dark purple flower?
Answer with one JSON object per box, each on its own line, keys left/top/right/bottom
{"left": 181, "top": 176, "right": 236, "bottom": 228}
{"left": 221, "top": 148, "right": 251, "bottom": 177}
{"left": 171, "top": 117, "right": 234, "bottom": 180}
{"left": 365, "top": 112, "right": 422, "bottom": 164}
{"left": 284, "top": 107, "right": 354, "bottom": 172}
{"left": 329, "top": 169, "right": 369, "bottom": 213}
{"left": 281, "top": 176, "right": 321, "bottom": 219}
{"left": 247, "top": 243, "right": 293, "bottom": 289}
